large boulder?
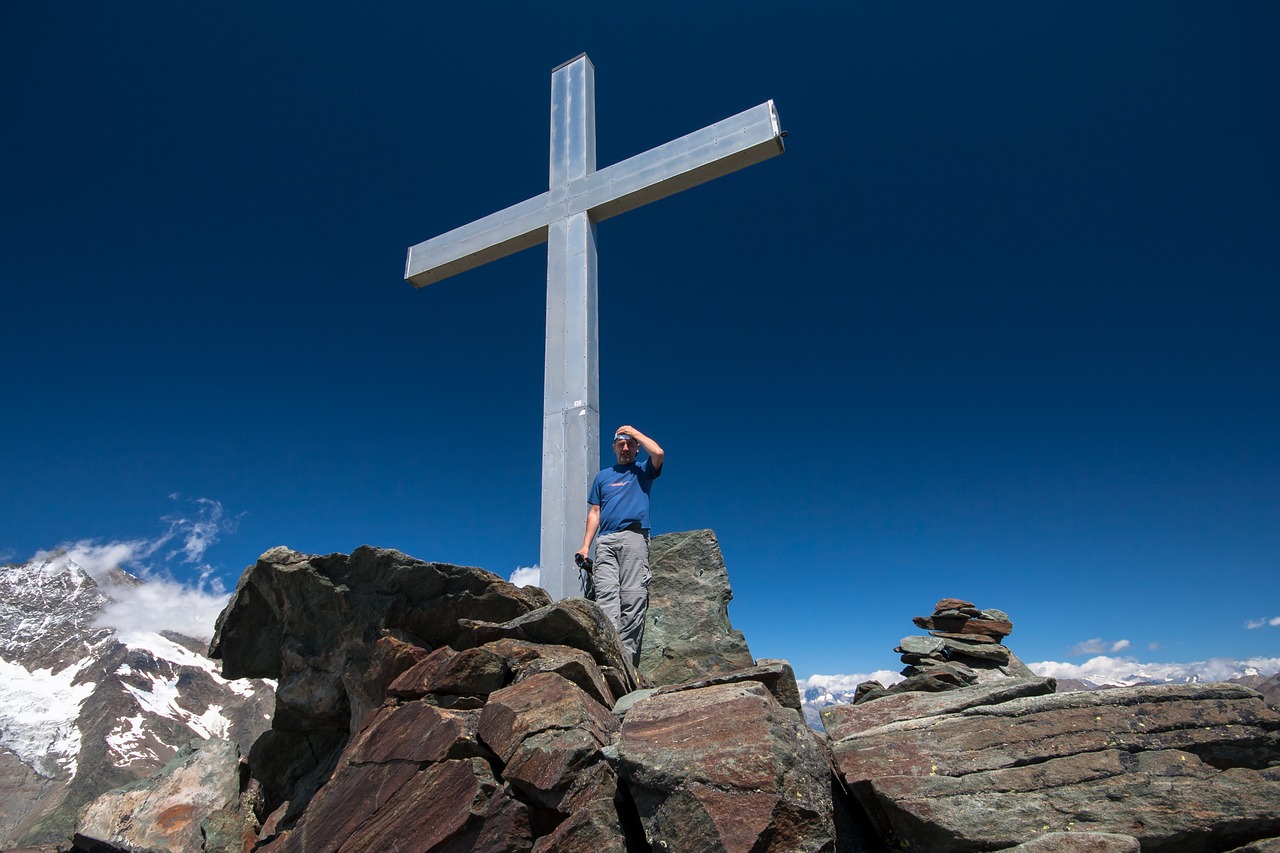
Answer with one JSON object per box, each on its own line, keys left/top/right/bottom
{"left": 828, "top": 681, "right": 1280, "bottom": 852}
{"left": 617, "top": 681, "right": 835, "bottom": 852}
{"left": 639, "top": 530, "right": 753, "bottom": 686}
{"left": 209, "top": 545, "right": 551, "bottom": 732}
{"left": 74, "top": 738, "right": 242, "bottom": 853}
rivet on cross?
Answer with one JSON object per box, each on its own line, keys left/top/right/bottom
{"left": 405, "top": 54, "right": 784, "bottom": 600}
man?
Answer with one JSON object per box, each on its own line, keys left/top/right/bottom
{"left": 576, "top": 425, "right": 664, "bottom": 665}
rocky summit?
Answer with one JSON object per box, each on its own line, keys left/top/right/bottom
{"left": 67, "top": 550, "right": 1280, "bottom": 853}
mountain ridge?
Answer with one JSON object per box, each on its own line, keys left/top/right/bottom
{"left": 0, "top": 554, "right": 275, "bottom": 849}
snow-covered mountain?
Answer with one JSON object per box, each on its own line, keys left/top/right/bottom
{"left": 0, "top": 553, "right": 274, "bottom": 850}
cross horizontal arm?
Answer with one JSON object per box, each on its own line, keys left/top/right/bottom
{"left": 405, "top": 100, "right": 784, "bottom": 289}
{"left": 405, "top": 191, "right": 555, "bottom": 287}
{"left": 578, "top": 100, "right": 783, "bottom": 223}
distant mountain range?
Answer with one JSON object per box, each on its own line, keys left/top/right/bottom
{"left": 0, "top": 553, "right": 275, "bottom": 850}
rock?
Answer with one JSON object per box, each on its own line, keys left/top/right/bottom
{"left": 460, "top": 597, "right": 639, "bottom": 698}
{"left": 344, "top": 701, "right": 487, "bottom": 765}
{"left": 530, "top": 798, "right": 629, "bottom": 853}
{"left": 898, "top": 635, "right": 946, "bottom": 656}
{"left": 1003, "top": 831, "right": 1140, "bottom": 852}
{"left": 211, "top": 545, "right": 550, "bottom": 733}
{"left": 932, "top": 598, "right": 975, "bottom": 613}
{"left": 829, "top": 682, "right": 1280, "bottom": 852}
{"left": 653, "top": 659, "right": 805, "bottom": 714}
{"left": 928, "top": 634, "right": 1010, "bottom": 663}
{"left": 476, "top": 674, "right": 619, "bottom": 822}
{"left": 618, "top": 681, "right": 834, "bottom": 852}
{"left": 611, "top": 688, "right": 658, "bottom": 718}
{"left": 386, "top": 645, "right": 509, "bottom": 700}
{"left": 481, "top": 638, "right": 617, "bottom": 710}
{"left": 262, "top": 757, "right": 533, "bottom": 853}
{"left": 74, "top": 738, "right": 242, "bottom": 853}
{"left": 638, "top": 530, "right": 754, "bottom": 687}
{"left": 478, "top": 673, "right": 619, "bottom": 767}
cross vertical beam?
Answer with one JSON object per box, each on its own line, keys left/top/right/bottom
{"left": 540, "top": 56, "right": 598, "bottom": 601}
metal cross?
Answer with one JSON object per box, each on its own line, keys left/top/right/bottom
{"left": 405, "top": 54, "right": 784, "bottom": 600}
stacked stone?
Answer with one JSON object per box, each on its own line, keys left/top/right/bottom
{"left": 858, "top": 597, "right": 1033, "bottom": 703}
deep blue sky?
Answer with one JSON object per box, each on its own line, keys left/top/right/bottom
{"left": 3, "top": 2, "right": 1277, "bottom": 678}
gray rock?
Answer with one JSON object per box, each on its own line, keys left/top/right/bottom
{"left": 654, "top": 659, "right": 805, "bottom": 713}
{"left": 638, "top": 530, "right": 754, "bottom": 687}
{"left": 75, "top": 738, "right": 242, "bottom": 853}
{"left": 1003, "top": 831, "right": 1140, "bottom": 852}
{"left": 829, "top": 681, "right": 1280, "bottom": 852}
{"left": 898, "top": 635, "right": 946, "bottom": 656}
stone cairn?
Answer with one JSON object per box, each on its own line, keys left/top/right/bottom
{"left": 855, "top": 596, "right": 1036, "bottom": 703}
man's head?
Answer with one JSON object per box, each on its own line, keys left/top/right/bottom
{"left": 612, "top": 432, "right": 638, "bottom": 465}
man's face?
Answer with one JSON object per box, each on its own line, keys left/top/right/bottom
{"left": 613, "top": 435, "right": 638, "bottom": 464}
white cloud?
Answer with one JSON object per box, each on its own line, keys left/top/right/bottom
{"left": 1027, "top": 655, "right": 1280, "bottom": 686}
{"left": 803, "top": 671, "right": 905, "bottom": 693}
{"left": 509, "top": 566, "right": 541, "bottom": 588}
{"left": 1069, "top": 637, "right": 1133, "bottom": 656}
{"left": 96, "top": 577, "right": 229, "bottom": 644}
{"left": 28, "top": 498, "right": 237, "bottom": 643}
{"left": 163, "top": 497, "right": 236, "bottom": 565}
{"left": 1245, "top": 616, "right": 1280, "bottom": 629}
{"left": 1069, "top": 638, "right": 1108, "bottom": 656}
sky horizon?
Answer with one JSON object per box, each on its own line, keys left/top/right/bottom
{"left": 3, "top": 2, "right": 1277, "bottom": 680}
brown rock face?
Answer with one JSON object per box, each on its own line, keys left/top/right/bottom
{"left": 829, "top": 681, "right": 1280, "bottom": 852}
{"left": 618, "top": 681, "right": 835, "bottom": 852}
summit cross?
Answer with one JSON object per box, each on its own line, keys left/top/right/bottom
{"left": 405, "top": 53, "right": 784, "bottom": 600}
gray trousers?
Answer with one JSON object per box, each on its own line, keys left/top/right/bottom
{"left": 590, "top": 529, "right": 650, "bottom": 665}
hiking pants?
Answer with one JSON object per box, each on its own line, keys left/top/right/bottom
{"left": 591, "top": 529, "right": 650, "bottom": 665}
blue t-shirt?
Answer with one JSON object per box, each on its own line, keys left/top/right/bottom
{"left": 589, "top": 457, "right": 661, "bottom": 535}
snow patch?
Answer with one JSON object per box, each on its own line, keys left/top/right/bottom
{"left": 105, "top": 714, "right": 157, "bottom": 767}
{"left": 121, "top": 671, "right": 231, "bottom": 740}
{"left": 0, "top": 655, "right": 95, "bottom": 778}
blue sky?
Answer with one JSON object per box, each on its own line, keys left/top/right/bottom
{"left": 2, "top": 2, "right": 1277, "bottom": 681}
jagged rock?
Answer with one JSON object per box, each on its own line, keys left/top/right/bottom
{"left": 932, "top": 598, "right": 976, "bottom": 613}
{"left": 482, "top": 638, "right": 617, "bottom": 710}
{"left": 478, "top": 673, "right": 619, "bottom": 767}
{"left": 361, "top": 632, "right": 432, "bottom": 703}
{"left": 345, "top": 701, "right": 487, "bottom": 765}
{"left": 262, "top": 756, "right": 533, "bottom": 853}
{"left": 829, "top": 682, "right": 1280, "bottom": 852}
{"left": 74, "top": 737, "right": 242, "bottom": 853}
{"left": 460, "top": 597, "right": 638, "bottom": 698}
{"left": 210, "top": 545, "right": 551, "bottom": 732}
{"left": 618, "top": 681, "right": 834, "bottom": 852}
{"left": 386, "top": 645, "right": 509, "bottom": 700}
{"left": 476, "top": 672, "right": 622, "bottom": 835}
{"left": 638, "top": 530, "right": 754, "bottom": 687}
{"left": 653, "top": 660, "right": 804, "bottom": 714}
{"left": 530, "top": 798, "right": 629, "bottom": 853}
{"left": 1003, "top": 832, "right": 1140, "bottom": 852}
